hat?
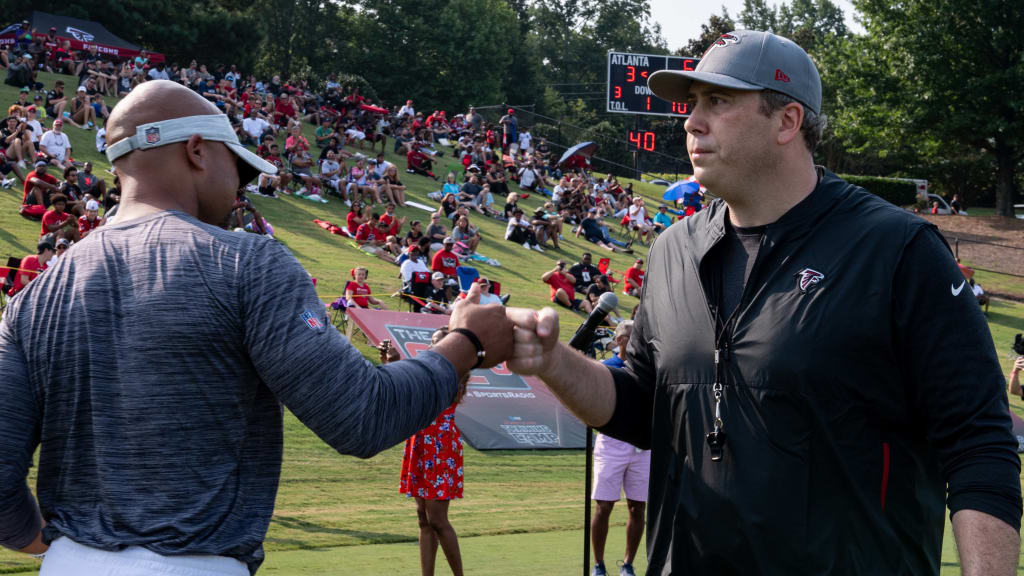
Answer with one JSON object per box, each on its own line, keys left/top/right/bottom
{"left": 19, "top": 86, "right": 29, "bottom": 93}
{"left": 635, "top": 258, "right": 644, "bottom": 264}
{"left": 53, "top": 118, "right": 63, "bottom": 126}
{"left": 26, "top": 105, "right": 35, "bottom": 112}
{"left": 658, "top": 204, "right": 667, "bottom": 209}
{"left": 467, "top": 164, "right": 480, "bottom": 172}
{"left": 86, "top": 200, "right": 100, "bottom": 211}
{"left": 408, "top": 245, "right": 421, "bottom": 253}
{"left": 431, "top": 271, "right": 445, "bottom": 281}
{"left": 648, "top": 30, "right": 822, "bottom": 115}
{"left": 105, "top": 114, "right": 276, "bottom": 184}
{"left": 37, "top": 240, "right": 55, "bottom": 253}
{"left": 443, "top": 236, "right": 454, "bottom": 244}
{"left": 77, "top": 86, "right": 87, "bottom": 93}
{"left": 406, "top": 99, "right": 413, "bottom": 104}
{"left": 49, "top": 26, "right": 56, "bottom": 31}
{"left": 34, "top": 160, "right": 47, "bottom": 168}
{"left": 445, "top": 278, "right": 458, "bottom": 287}
{"left": 22, "top": 54, "right": 31, "bottom": 60}
{"left": 56, "top": 238, "right": 70, "bottom": 248}
{"left": 507, "top": 108, "right": 514, "bottom": 114}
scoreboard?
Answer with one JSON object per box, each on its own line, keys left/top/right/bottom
{"left": 606, "top": 51, "right": 699, "bottom": 117}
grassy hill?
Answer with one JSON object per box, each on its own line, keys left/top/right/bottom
{"left": 0, "top": 71, "right": 1022, "bottom": 574}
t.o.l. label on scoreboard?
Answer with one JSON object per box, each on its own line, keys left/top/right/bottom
{"left": 607, "top": 51, "right": 698, "bottom": 117}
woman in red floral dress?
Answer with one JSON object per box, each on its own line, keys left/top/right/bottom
{"left": 396, "top": 328, "right": 468, "bottom": 576}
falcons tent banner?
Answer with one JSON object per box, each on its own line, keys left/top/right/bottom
{"left": 0, "top": 11, "right": 165, "bottom": 63}
{"left": 347, "top": 309, "right": 586, "bottom": 450}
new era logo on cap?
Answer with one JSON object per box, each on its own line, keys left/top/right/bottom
{"left": 775, "top": 69, "right": 790, "bottom": 83}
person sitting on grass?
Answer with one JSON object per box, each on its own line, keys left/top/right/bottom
{"left": 288, "top": 147, "right": 324, "bottom": 198}
{"left": 505, "top": 208, "right": 543, "bottom": 252}
{"left": 426, "top": 213, "right": 447, "bottom": 253}
{"left": 346, "top": 157, "right": 378, "bottom": 205}
{"left": 7, "top": 240, "right": 54, "bottom": 297}
{"left": 404, "top": 220, "right": 425, "bottom": 249}
{"left": 381, "top": 164, "right": 407, "bottom": 207}
{"left": 39, "top": 118, "right": 73, "bottom": 171}
{"left": 56, "top": 165, "right": 87, "bottom": 217}
{"left": 40, "top": 194, "right": 80, "bottom": 243}
{"left": 76, "top": 162, "right": 108, "bottom": 202}
{"left": 407, "top": 143, "right": 438, "bottom": 180}
{"left": 355, "top": 213, "right": 395, "bottom": 262}
{"left": 652, "top": 204, "right": 674, "bottom": 233}
{"left": 78, "top": 199, "right": 103, "bottom": 238}
{"left": 970, "top": 278, "right": 990, "bottom": 314}
{"left": 346, "top": 201, "right": 369, "bottom": 236}
{"left": 68, "top": 86, "right": 97, "bottom": 129}
{"left": 379, "top": 202, "right": 407, "bottom": 238}
{"left": 229, "top": 187, "right": 269, "bottom": 237}
{"left": 21, "top": 160, "right": 60, "bottom": 219}
{"left": 542, "top": 260, "right": 593, "bottom": 313}
{"left": 623, "top": 258, "right": 645, "bottom": 297}
{"left": 452, "top": 216, "right": 480, "bottom": 255}
{"left": 531, "top": 207, "right": 560, "bottom": 250}
{"left": 258, "top": 142, "right": 293, "bottom": 196}
{"left": 575, "top": 208, "right": 618, "bottom": 252}
{"left": 319, "top": 149, "right": 346, "bottom": 201}
{"left": 345, "top": 266, "right": 387, "bottom": 309}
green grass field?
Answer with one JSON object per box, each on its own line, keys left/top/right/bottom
{"left": 0, "top": 71, "right": 1023, "bottom": 574}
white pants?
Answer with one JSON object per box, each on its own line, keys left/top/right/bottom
{"left": 40, "top": 537, "right": 249, "bottom": 576}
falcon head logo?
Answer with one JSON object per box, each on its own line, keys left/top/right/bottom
{"left": 796, "top": 268, "right": 824, "bottom": 294}
{"left": 65, "top": 26, "right": 94, "bottom": 42}
{"left": 703, "top": 33, "right": 740, "bottom": 58}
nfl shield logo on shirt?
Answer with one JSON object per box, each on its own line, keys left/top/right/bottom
{"left": 300, "top": 310, "right": 323, "bottom": 330}
{"left": 145, "top": 127, "right": 161, "bottom": 144}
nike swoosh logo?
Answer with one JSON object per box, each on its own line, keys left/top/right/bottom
{"left": 951, "top": 280, "right": 966, "bottom": 296}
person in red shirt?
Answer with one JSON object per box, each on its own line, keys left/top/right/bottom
{"left": 78, "top": 200, "right": 103, "bottom": 238}
{"left": 273, "top": 95, "right": 297, "bottom": 128}
{"left": 346, "top": 202, "right": 368, "bottom": 236}
{"left": 542, "top": 260, "right": 593, "bottom": 313}
{"left": 355, "top": 214, "right": 395, "bottom": 263}
{"left": 407, "top": 145, "right": 438, "bottom": 180}
{"left": 344, "top": 267, "right": 386, "bottom": 309}
{"left": 379, "top": 202, "right": 407, "bottom": 237}
{"left": 624, "top": 258, "right": 645, "bottom": 297}
{"left": 40, "top": 194, "right": 80, "bottom": 241}
{"left": 21, "top": 161, "right": 60, "bottom": 219}
{"left": 8, "top": 240, "right": 54, "bottom": 296}
{"left": 431, "top": 237, "right": 459, "bottom": 278}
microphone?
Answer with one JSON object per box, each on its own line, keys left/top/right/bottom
{"left": 569, "top": 292, "right": 619, "bottom": 352}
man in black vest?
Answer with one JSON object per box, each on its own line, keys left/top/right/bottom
{"left": 507, "top": 30, "right": 1021, "bottom": 575}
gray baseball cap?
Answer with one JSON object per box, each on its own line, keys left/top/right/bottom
{"left": 648, "top": 30, "right": 821, "bottom": 115}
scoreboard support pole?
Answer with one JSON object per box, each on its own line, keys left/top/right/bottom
{"left": 633, "top": 115, "right": 641, "bottom": 181}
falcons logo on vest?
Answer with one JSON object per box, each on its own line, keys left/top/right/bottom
{"left": 796, "top": 268, "right": 824, "bottom": 294}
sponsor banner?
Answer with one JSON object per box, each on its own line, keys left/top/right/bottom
{"left": 0, "top": 11, "right": 165, "bottom": 63}
{"left": 347, "top": 309, "right": 585, "bottom": 450}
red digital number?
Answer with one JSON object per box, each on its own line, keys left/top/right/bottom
{"left": 628, "top": 131, "right": 641, "bottom": 149}
{"left": 626, "top": 66, "right": 635, "bottom": 83}
{"left": 645, "top": 96, "right": 651, "bottom": 111}
{"left": 629, "top": 131, "right": 656, "bottom": 152}
{"left": 643, "top": 132, "right": 655, "bottom": 152}
{"left": 683, "top": 59, "right": 696, "bottom": 71}
{"left": 614, "top": 85, "right": 621, "bottom": 98}
{"left": 671, "top": 101, "right": 690, "bottom": 115}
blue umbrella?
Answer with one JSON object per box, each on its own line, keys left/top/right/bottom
{"left": 556, "top": 141, "right": 598, "bottom": 167}
{"left": 662, "top": 178, "right": 701, "bottom": 202}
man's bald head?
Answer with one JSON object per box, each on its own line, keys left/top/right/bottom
{"left": 106, "top": 80, "right": 241, "bottom": 226}
{"left": 107, "top": 80, "right": 220, "bottom": 145}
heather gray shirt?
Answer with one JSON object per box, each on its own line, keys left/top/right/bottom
{"left": 0, "top": 211, "right": 457, "bottom": 573}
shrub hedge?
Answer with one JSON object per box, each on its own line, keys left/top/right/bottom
{"left": 839, "top": 174, "right": 918, "bottom": 207}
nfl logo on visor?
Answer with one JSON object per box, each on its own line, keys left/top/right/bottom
{"left": 145, "top": 127, "right": 161, "bottom": 144}
{"left": 796, "top": 268, "right": 824, "bottom": 294}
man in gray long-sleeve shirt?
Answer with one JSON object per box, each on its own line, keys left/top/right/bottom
{"left": 0, "top": 80, "right": 514, "bottom": 574}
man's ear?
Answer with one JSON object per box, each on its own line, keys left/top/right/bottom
{"left": 776, "top": 102, "right": 804, "bottom": 146}
{"left": 184, "top": 134, "right": 206, "bottom": 171}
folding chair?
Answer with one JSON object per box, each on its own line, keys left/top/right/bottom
{"left": 598, "top": 257, "right": 620, "bottom": 284}
{"left": 402, "top": 271, "right": 431, "bottom": 312}
{"left": 456, "top": 266, "right": 480, "bottom": 293}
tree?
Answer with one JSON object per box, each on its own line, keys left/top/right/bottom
{"left": 739, "top": 0, "right": 777, "bottom": 31}
{"left": 678, "top": 7, "right": 734, "bottom": 58}
{"left": 850, "top": 0, "right": 1022, "bottom": 216}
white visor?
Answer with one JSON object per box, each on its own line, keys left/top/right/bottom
{"left": 105, "top": 114, "right": 277, "bottom": 182}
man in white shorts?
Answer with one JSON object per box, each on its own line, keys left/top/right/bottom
{"left": 592, "top": 320, "right": 649, "bottom": 576}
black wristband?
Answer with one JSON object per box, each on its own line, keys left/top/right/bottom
{"left": 451, "top": 327, "right": 486, "bottom": 369}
